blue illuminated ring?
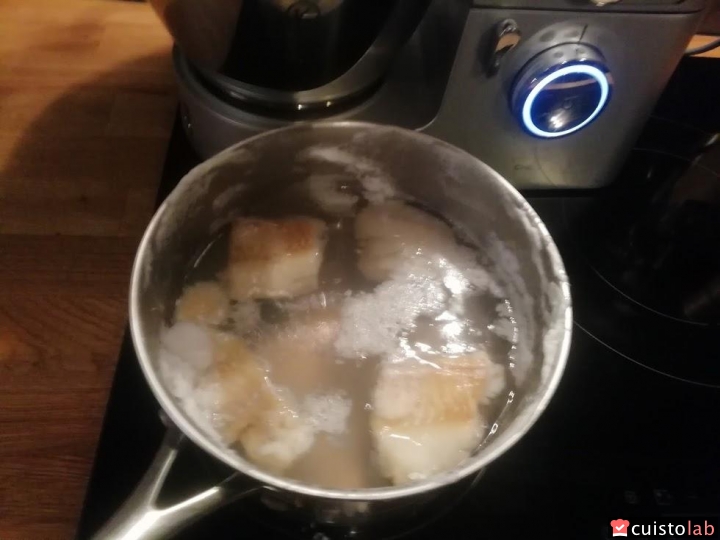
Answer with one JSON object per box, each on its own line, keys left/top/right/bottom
{"left": 521, "top": 64, "right": 610, "bottom": 138}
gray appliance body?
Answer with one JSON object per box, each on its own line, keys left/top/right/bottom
{"left": 175, "top": 0, "right": 708, "bottom": 188}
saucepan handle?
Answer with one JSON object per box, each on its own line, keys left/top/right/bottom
{"left": 92, "top": 425, "right": 260, "bottom": 540}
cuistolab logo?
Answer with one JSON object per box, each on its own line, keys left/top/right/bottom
{"left": 609, "top": 519, "right": 717, "bottom": 537}
{"left": 611, "top": 519, "right": 630, "bottom": 537}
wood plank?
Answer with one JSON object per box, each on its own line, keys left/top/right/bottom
{"left": 0, "top": 1, "right": 174, "bottom": 538}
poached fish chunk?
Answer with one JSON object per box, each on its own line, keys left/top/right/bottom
{"left": 175, "top": 281, "right": 230, "bottom": 325}
{"left": 355, "top": 201, "right": 457, "bottom": 282}
{"left": 210, "top": 334, "right": 314, "bottom": 474}
{"left": 227, "top": 217, "right": 328, "bottom": 300}
{"left": 254, "top": 307, "right": 341, "bottom": 395}
{"left": 370, "top": 351, "right": 505, "bottom": 485}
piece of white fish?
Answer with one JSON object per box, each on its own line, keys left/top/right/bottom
{"left": 226, "top": 217, "right": 328, "bottom": 300}
{"left": 371, "top": 351, "right": 505, "bottom": 485}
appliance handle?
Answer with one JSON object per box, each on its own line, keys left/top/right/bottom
{"left": 91, "top": 426, "right": 260, "bottom": 540}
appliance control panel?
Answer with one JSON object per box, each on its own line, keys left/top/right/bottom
{"left": 425, "top": 8, "right": 703, "bottom": 188}
{"left": 510, "top": 43, "right": 612, "bottom": 138}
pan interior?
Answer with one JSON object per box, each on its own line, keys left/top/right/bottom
{"left": 130, "top": 122, "right": 571, "bottom": 501}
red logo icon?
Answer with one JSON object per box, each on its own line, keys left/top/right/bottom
{"left": 611, "top": 519, "right": 630, "bottom": 537}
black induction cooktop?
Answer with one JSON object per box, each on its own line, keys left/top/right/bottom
{"left": 75, "top": 57, "right": 720, "bottom": 539}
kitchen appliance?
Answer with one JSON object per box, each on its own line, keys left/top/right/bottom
{"left": 152, "top": 0, "right": 709, "bottom": 188}
{"left": 91, "top": 122, "right": 572, "bottom": 539}
{"left": 75, "top": 54, "right": 720, "bottom": 539}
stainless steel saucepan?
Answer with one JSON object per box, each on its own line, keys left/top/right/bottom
{"left": 94, "top": 122, "right": 572, "bottom": 539}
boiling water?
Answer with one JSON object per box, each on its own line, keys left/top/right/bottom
{"left": 170, "top": 184, "right": 517, "bottom": 489}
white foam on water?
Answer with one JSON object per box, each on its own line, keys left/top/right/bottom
{"left": 306, "top": 174, "right": 359, "bottom": 216}
{"left": 302, "top": 146, "right": 396, "bottom": 204}
{"left": 303, "top": 393, "right": 352, "bottom": 435}
{"left": 158, "top": 322, "right": 226, "bottom": 443}
{"left": 161, "top": 321, "right": 213, "bottom": 371}
{"left": 334, "top": 262, "right": 448, "bottom": 358}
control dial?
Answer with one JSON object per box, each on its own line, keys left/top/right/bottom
{"left": 511, "top": 44, "right": 612, "bottom": 138}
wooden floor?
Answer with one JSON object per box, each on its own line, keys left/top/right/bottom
{"left": 0, "top": 1, "right": 175, "bottom": 539}
{"left": 0, "top": 1, "right": 717, "bottom": 539}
